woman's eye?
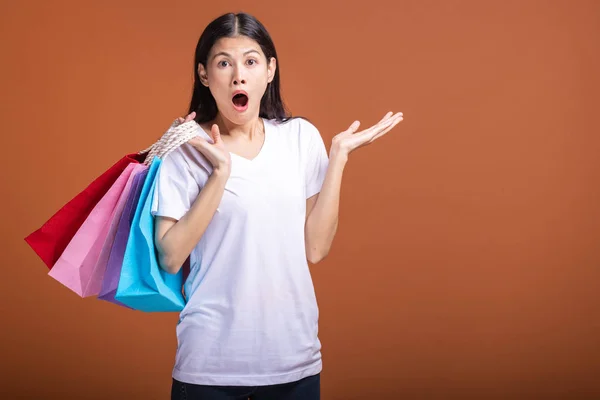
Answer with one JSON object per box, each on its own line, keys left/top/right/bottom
{"left": 217, "top": 59, "right": 256, "bottom": 67}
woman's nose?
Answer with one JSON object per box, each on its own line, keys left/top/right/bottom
{"left": 233, "top": 66, "right": 246, "bottom": 85}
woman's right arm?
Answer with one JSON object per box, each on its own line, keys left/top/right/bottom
{"left": 154, "top": 168, "right": 228, "bottom": 274}
{"left": 154, "top": 111, "right": 231, "bottom": 274}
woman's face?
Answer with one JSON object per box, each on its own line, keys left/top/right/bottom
{"left": 198, "top": 36, "right": 276, "bottom": 125}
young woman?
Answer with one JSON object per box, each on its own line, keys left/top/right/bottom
{"left": 151, "top": 12, "right": 403, "bottom": 400}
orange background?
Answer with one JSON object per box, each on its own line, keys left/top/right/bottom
{"left": 2, "top": 1, "right": 599, "bottom": 399}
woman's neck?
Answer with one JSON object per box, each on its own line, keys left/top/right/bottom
{"left": 214, "top": 113, "right": 263, "bottom": 141}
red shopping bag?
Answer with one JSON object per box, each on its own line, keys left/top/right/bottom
{"left": 24, "top": 152, "right": 146, "bottom": 269}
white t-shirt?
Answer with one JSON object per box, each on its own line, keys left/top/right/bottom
{"left": 151, "top": 117, "right": 329, "bottom": 386}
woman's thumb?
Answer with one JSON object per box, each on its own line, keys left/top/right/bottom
{"left": 211, "top": 124, "right": 221, "bottom": 143}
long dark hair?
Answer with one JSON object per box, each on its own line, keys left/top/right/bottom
{"left": 187, "top": 12, "right": 305, "bottom": 125}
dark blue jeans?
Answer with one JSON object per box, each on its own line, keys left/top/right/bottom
{"left": 171, "top": 373, "right": 320, "bottom": 400}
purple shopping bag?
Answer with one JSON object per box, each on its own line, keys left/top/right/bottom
{"left": 87, "top": 163, "right": 148, "bottom": 296}
{"left": 98, "top": 168, "right": 148, "bottom": 307}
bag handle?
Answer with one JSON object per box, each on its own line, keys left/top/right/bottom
{"left": 138, "top": 118, "right": 202, "bottom": 166}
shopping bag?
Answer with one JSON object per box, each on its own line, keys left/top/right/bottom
{"left": 28, "top": 116, "right": 203, "bottom": 311}
{"left": 115, "top": 157, "right": 186, "bottom": 312}
{"left": 47, "top": 163, "right": 138, "bottom": 296}
{"left": 25, "top": 152, "right": 146, "bottom": 269}
{"left": 91, "top": 163, "right": 148, "bottom": 297}
{"left": 98, "top": 167, "right": 149, "bottom": 308}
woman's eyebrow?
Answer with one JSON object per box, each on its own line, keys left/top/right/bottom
{"left": 211, "top": 49, "right": 260, "bottom": 61}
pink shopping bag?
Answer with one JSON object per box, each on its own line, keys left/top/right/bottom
{"left": 48, "top": 163, "right": 138, "bottom": 296}
{"left": 87, "top": 163, "right": 148, "bottom": 297}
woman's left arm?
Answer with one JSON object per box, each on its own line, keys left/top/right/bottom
{"left": 304, "top": 111, "right": 404, "bottom": 264}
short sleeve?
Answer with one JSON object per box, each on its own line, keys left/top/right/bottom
{"left": 151, "top": 148, "right": 199, "bottom": 221}
{"left": 303, "top": 120, "right": 329, "bottom": 199}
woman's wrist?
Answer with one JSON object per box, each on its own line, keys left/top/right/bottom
{"left": 329, "top": 145, "right": 349, "bottom": 166}
{"left": 211, "top": 165, "right": 231, "bottom": 181}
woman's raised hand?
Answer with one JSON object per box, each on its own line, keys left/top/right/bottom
{"left": 331, "top": 111, "right": 403, "bottom": 160}
{"left": 181, "top": 113, "right": 231, "bottom": 176}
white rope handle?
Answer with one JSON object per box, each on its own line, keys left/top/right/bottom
{"left": 139, "top": 118, "right": 202, "bottom": 166}
{"left": 138, "top": 118, "right": 180, "bottom": 162}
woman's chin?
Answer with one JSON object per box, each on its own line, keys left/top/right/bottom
{"left": 222, "top": 108, "right": 258, "bottom": 125}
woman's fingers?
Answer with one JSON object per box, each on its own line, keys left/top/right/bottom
{"left": 358, "top": 111, "right": 402, "bottom": 137}
{"left": 359, "top": 112, "right": 392, "bottom": 134}
{"left": 211, "top": 124, "right": 221, "bottom": 144}
{"left": 374, "top": 112, "right": 402, "bottom": 132}
{"left": 347, "top": 120, "right": 361, "bottom": 133}
{"left": 352, "top": 112, "right": 402, "bottom": 147}
{"left": 377, "top": 111, "right": 393, "bottom": 125}
{"left": 186, "top": 111, "right": 196, "bottom": 122}
{"left": 369, "top": 114, "right": 403, "bottom": 142}
{"left": 177, "top": 111, "right": 196, "bottom": 125}
{"left": 356, "top": 112, "right": 391, "bottom": 136}
{"left": 379, "top": 112, "right": 402, "bottom": 128}
{"left": 188, "top": 136, "right": 207, "bottom": 149}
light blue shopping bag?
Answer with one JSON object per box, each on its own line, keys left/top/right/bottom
{"left": 115, "top": 157, "right": 186, "bottom": 312}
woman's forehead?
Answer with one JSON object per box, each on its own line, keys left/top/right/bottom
{"left": 210, "top": 36, "right": 264, "bottom": 58}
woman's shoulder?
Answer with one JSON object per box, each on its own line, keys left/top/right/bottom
{"left": 267, "top": 117, "right": 323, "bottom": 159}
{"left": 268, "top": 116, "right": 320, "bottom": 140}
{"left": 160, "top": 121, "right": 213, "bottom": 172}
{"left": 269, "top": 115, "right": 315, "bottom": 128}
{"left": 160, "top": 141, "right": 213, "bottom": 180}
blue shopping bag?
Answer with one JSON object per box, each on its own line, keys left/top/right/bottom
{"left": 115, "top": 157, "right": 186, "bottom": 312}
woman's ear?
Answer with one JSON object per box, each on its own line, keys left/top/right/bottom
{"left": 267, "top": 57, "right": 277, "bottom": 83}
{"left": 197, "top": 63, "right": 209, "bottom": 87}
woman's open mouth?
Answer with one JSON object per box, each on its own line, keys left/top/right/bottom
{"left": 232, "top": 93, "right": 249, "bottom": 111}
